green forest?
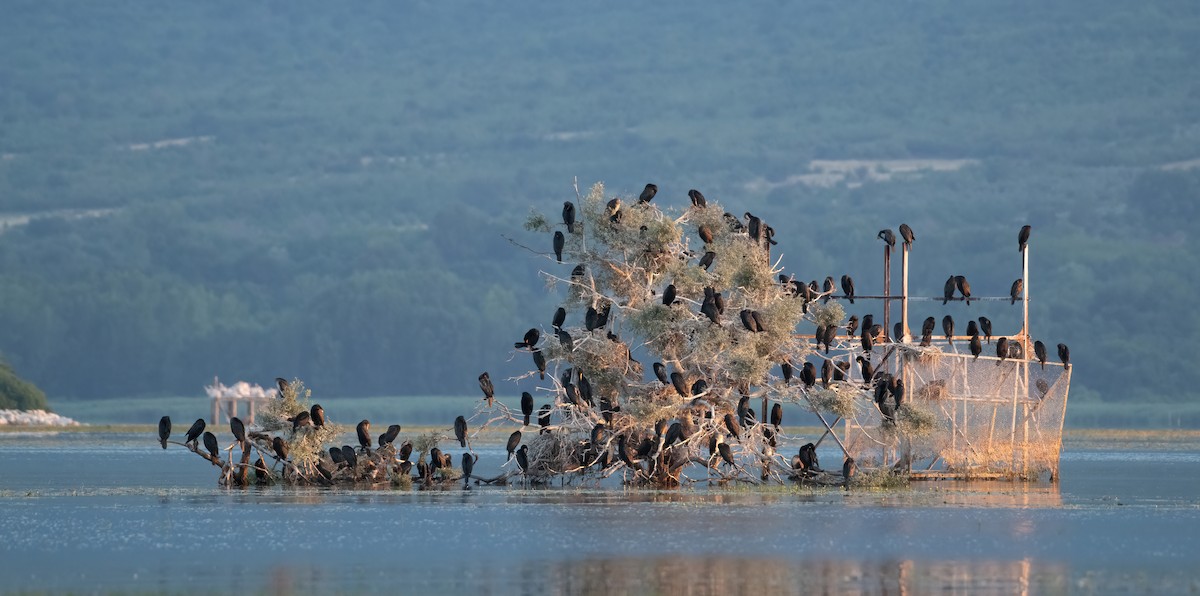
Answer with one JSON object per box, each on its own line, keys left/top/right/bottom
{"left": 0, "top": 1, "right": 1196, "bottom": 408}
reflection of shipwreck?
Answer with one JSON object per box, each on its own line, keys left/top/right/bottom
{"left": 205, "top": 377, "right": 277, "bottom": 425}
{"left": 802, "top": 239, "right": 1069, "bottom": 481}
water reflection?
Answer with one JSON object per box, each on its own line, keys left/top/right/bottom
{"left": 248, "top": 557, "right": 1073, "bottom": 595}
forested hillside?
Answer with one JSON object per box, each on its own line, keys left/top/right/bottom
{"left": 0, "top": 1, "right": 1196, "bottom": 403}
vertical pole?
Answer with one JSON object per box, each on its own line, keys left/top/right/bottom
{"left": 883, "top": 245, "right": 891, "bottom": 339}
{"left": 1021, "top": 242, "right": 1030, "bottom": 473}
{"left": 901, "top": 245, "right": 910, "bottom": 341}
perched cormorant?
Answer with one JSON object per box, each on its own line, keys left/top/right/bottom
{"left": 691, "top": 379, "right": 708, "bottom": 396}
{"left": 571, "top": 263, "right": 586, "bottom": 284}
{"left": 841, "top": 275, "right": 855, "bottom": 304}
{"left": 943, "top": 276, "right": 956, "bottom": 305}
{"left": 781, "top": 361, "right": 794, "bottom": 385}
{"left": 942, "top": 315, "right": 954, "bottom": 346}
{"left": 515, "top": 445, "right": 529, "bottom": 474}
{"left": 515, "top": 328, "right": 540, "bottom": 350}
{"left": 429, "top": 448, "right": 444, "bottom": 472}
{"left": 356, "top": 420, "right": 372, "bottom": 452}
{"left": 814, "top": 325, "right": 826, "bottom": 352}
{"left": 272, "top": 436, "right": 289, "bottom": 461}
{"left": 835, "top": 361, "right": 851, "bottom": 381}
{"left": 847, "top": 315, "right": 860, "bottom": 337}
{"left": 861, "top": 314, "right": 874, "bottom": 336}
{"left": 532, "top": 349, "right": 546, "bottom": 380}
{"left": 202, "top": 432, "right": 220, "bottom": 465}
{"left": 717, "top": 442, "right": 735, "bottom": 467}
{"left": 662, "top": 284, "right": 677, "bottom": 306}
{"left": 538, "top": 404, "right": 552, "bottom": 431}
{"left": 158, "top": 416, "right": 171, "bottom": 449}
{"left": 556, "top": 328, "right": 573, "bottom": 351}
{"left": 823, "top": 277, "right": 836, "bottom": 304}
{"left": 799, "top": 443, "right": 820, "bottom": 473}
{"left": 979, "top": 317, "right": 993, "bottom": 344}
{"left": 843, "top": 457, "right": 857, "bottom": 490}
{"left": 698, "top": 250, "right": 716, "bottom": 270}
{"left": 736, "top": 396, "right": 751, "bottom": 426}
{"left": 956, "top": 276, "right": 972, "bottom": 305}
{"left": 454, "top": 416, "right": 468, "bottom": 448}
{"left": 899, "top": 224, "right": 915, "bottom": 248}
{"left": 996, "top": 337, "right": 1010, "bottom": 365}
{"left": 700, "top": 293, "right": 720, "bottom": 324}
{"left": 856, "top": 355, "right": 875, "bottom": 384}
{"left": 740, "top": 310, "right": 760, "bottom": 333}
{"left": 381, "top": 424, "right": 402, "bottom": 447}
{"left": 723, "top": 412, "right": 742, "bottom": 441}
{"left": 861, "top": 331, "right": 874, "bottom": 353}
{"left": 670, "top": 372, "right": 689, "bottom": 398}
{"left": 890, "top": 378, "right": 905, "bottom": 409}
{"left": 824, "top": 325, "right": 838, "bottom": 354}
{"left": 1034, "top": 341, "right": 1048, "bottom": 370}
{"left": 894, "top": 322, "right": 904, "bottom": 344}
{"left": 1058, "top": 343, "right": 1071, "bottom": 369}
{"left": 310, "top": 404, "right": 325, "bottom": 428}
{"left": 698, "top": 224, "right": 714, "bottom": 245}
{"left": 745, "top": 212, "right": 763, "bottom": 242}
{"left": 461, "top": 453, "right": 477, "bottom": 487}
{"left": 521, "top": 392, "right": 534, "bottom": 426}
{"left": 399, "top": 441, "right": 413, "bottom": 462}
{"left": 184, "top": 418, "right": 206, "bottom": 447}
{"left": 770, "top": 403, "right": 783, "bottom": 430}
{"left": 821, "top": 359, "right": 832, "bottom": 388}
{"left": 291, "top": 410, "right": 312, "bottom": 432}
{"left": 1010, "top": 278, "right": 1023, "bottom": 305}
{"left": 653, "top": 362, "right": 669, "bottom": 385}
{"left": 553, "top": 231, "right": 564, "bottom": 263}
{"left": 254, "top": 455, "right": 269, "bottom": 481}
{"left": 506, "top": 431, "right": 522, "bottom": 458}
{"left": 970, "top": 333, "right": 982, "bottom": 360}
{"left": 1019, "top": 225, "right": 1032, "bottom": 252}
{"left": 563, "top": 201, "right": 576, "bottom": 233}
{"left": 800, "top": 362, "right": 817, "bottom": 388}
{"left": 606, "top": 198, "right": 622, "bottom": 223}
{"left": 751, "top": 311, "right": 766, "bottom": 332}
{"left": 723, "top": 212, "right": 745, "bottom": 232}
{"left": 275, "top": 377, "right": 289, "bottom": 398}
{"left": 478, "top": 372, "right": 495, "bottom": 407}
{"left": 878, "top": 229, "right": 896, "bottom": 247}
{"left": 230, "top": 416, "right": 246, "bottom": 446}
{"left": 552, "top": 307, "right": 566, "bottom": 330}
{"left": 638, "top": 183, "right": 657, "bottom": 204}
{"left": 328, "top": 446, "right": 345, "bottom": 466}
{"left": 921, "top": 317, "right": 936, "bottom": 347}
{"left": 966, "top": 320, "right": 979, "bottom": 337}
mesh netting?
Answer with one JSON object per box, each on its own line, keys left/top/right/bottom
{"left": 840, "top": 339, "right": 1069, "bottom": 478}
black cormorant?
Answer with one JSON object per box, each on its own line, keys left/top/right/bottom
{"left": 532, "top": 349, "right": 546, "bottom": 380}
{"left": 698, "top": 224, "right": 714, "bottom": 245}
{"left": 691, "top": 379, "right": 708, "bottom": 396}
{"left": 272, "top": 436, "right": 289, "bottom": 461}
{"left": 841, "top": 275, "right": 855, "bottom": 304}
{"left": 478, "top": 372, "right": 495, "bottom": 407}
{"left": 717, "top": 442, "right": 735, "bottom": 468}
{"left": 1058, "top": 343, "right": 1070, "bottom": 369}
{"left": 563, "top": 201, "right": 576, "bottom": 233}
{"left": 921, "top": 317, "right": 936, "bottom": 346}
{"left": 653, "top": 362, "right": 669, "bottom": 385}
{"left": 662, "top": 284, "right": 676, "bottom": 306}
{"left": 328, "top": 446, "right": 345, "bottom": 466}
{"left": 771, "top": 403, "right": 783, "bottom": 430}
{"left": 899, "top": 223, "right": 914, "bottom": 248}
{"left": 158, "top": 416, "right": 171, "bottom": 449}
{"left": 291, "top": 410, "right": 312, "bottom": 432}
{"left": 1034, "top": 341, "right": 1047, "bottom": 370}
{"left": 538, "top": 404, "right": 552, "bottom": 431}
{"left": 821, "top": 360, "right": 832, "bottom": 388}
{"left": 878, "top": 229, "right": 896, "bottom": 247}
{"left": 670, "top": 372, "right": 689, "bottom": 398}
{"left": 553, "top": 231, "right": 564, "bottom": 262}
{"left": 184, "top": 418, "right": 205, "bottom": 447}
{"left": 843, "top": 457, "right": 857, "bottom": 490}
{"left": 506, "top": 430, "right": 522, "bottom": 459}
{"left": 943, "top": 276, "right": 956, "bottom": 305}
{"left": 461, "top": 453, "right": 477, "bottom": 487}
{"left": 521, "top": 392, "right": 534, "bottom": 426}
{"left": 856, "top": 355, "right": 874, "bottom": 383}
{"left": 966, "top": 320, "right": 978, "bottom": 337}
{"left": 723, "top": 412, "right": 742, "bottom": 442}
{"left": 800, "top": 362, "right": 817, "bottom": 388}
{"left": 698, "top": 251, "right": 716, "bottom": 270}
{"left": 1019, "top": 225, "right": 1031, "bottom": 252}
{"left": 310, "top": 404, "right": 325, "bottom": 428}
{"left": 824, "top": 325, "right": 838, "bottom": 354}
{"left": 356, "top": 420, "right": 372, "bottom": 453}
{"left": 1011, "top": 278, "right": 1023, "bottom": 304}
{"left": 230, "top": 416, "right": 246, "bottom": 446}
{"left": 942, "top": 315, "right": 954, "bottom": 346}
{"left": 638, "top": 183, "right": 657, "bottom": 204}
{"left": 606, "top": 198, "right": 622, "bottom": 223}
{"left": 688, "top": 189, "right": 707, "bottom": 208}
{"left": 956, "top": 276, "right": 972, "bottom": 305}
{"left": 275, "top": 377, "right": 289, "bottom": 397}
{"left": 552, "top": 307, "right": 566, "bottom": 330}
{"left": 781, "top": 361, "right": 794, "bottom": 385}
{"left": 515, "top": 445, "right": 529, "bottom": 474}
{"left": 823, "top": 277, "right": 836, "bottom": 303}
{"left": 979, "top": 317, "right": 993, "bottom": 344}
{"left": 202, "top": 431, "right": 220, "bottom": 465}
{"left": 847, "top": 315, "right": 859, "bottom": 337}
{"left": 454, "top": 415, "right": 468, "bottom": 448}
{"left": 996, "top": 337, "right": 1010, "bottom": 365}
{"left": 381, "top": 424, "right": 402, "bottom": 447}
{"left": 399, "top": 441, "right": 413, "bottom": 462}
{"left": 970, "top": 333, "right": 982, "bottom": 360}
{"left": 739, "top": 310, "right": 760, "bottom": 333}
{"left": 515, "top": 328, "right": 540, "bottom": 350}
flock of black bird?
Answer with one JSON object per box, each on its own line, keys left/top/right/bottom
{"left": 162, "top": 186, "right": 1069, "bottom": 490}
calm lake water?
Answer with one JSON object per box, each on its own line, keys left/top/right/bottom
{"left": 1, "top": 431, "right": 1198, "bottom": 594}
